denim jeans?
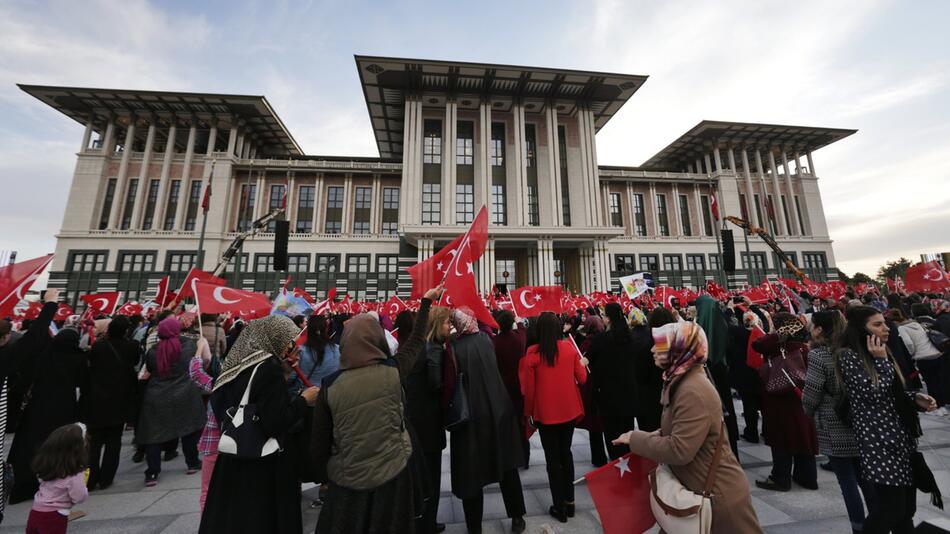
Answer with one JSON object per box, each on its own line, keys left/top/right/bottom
{"left": 829, "top": 456, "right": 874, "bottom": 531}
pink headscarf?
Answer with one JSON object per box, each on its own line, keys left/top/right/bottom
{"left": 156, "top": 317, "right": 181, "bottom": 377}
{"left": 451, "top": 309, "right": 479, "bottom": 336}
{"left": 178, "top": 312, "right": 197, "bottom": 331}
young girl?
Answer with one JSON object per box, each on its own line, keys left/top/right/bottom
{"left": 26, "top": 423, "right": 89, "bottom": 534}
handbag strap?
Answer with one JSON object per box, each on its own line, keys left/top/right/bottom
{"left": 701, "top": 421, "right": 727, "bottom": 497}
{"left": 238, "top": 362, "right": 265, "bottom": 408}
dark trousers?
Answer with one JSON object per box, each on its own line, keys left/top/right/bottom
{"left": 538, "top": 422, "right": 576, "bottom": 508}
{"left": 918, "top": 357, "right": 947, "bottom": 406}
{"left": 828, "top": 456, "right": 874, "bottom": 531}
{"left": 770, "top": 448, "right": 817, "bottom": 488}
{"left": 417, "top": 451, "right": 443, "bottom": 534}
{"left": 88, "top": 424, "right": 124, "bottom": 488}
{"left": 738, "top": 388, "right": 762, "bottom": 440}
{"left": 602, "top": 415, "right": 637, "bottom": 460}
{"left": 864, "top": 483, "right": 916, "bottom": 534}
{"left": 589, "top": 429, "right": 609, "bottom": 467}
{"left": 145, "top": 430, "right": 200, "bottom": 476}
{"left": 461, "top": 469, "right": 525, "bottom": 533}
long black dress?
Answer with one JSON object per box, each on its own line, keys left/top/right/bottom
{"left": 199, "top": 358, "right": 310, "bottom": 534}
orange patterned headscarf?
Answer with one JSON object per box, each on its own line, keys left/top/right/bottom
{"left": 653, "top": 321, "right": 708, "bottom": 382}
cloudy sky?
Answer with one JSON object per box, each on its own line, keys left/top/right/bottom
{"left": 2, "top": 0, "right": 949, "bottom": 278}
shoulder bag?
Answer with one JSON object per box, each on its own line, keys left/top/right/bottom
{"left": 218, "top": 362, "right": 281, "bottom": 458}
{"left": 648, "top": 421, "right": 725, "bottom": 534}
{"left": 922, "top": 324, "right": 950, "bottom": 352}
{"left": 761, "top": 345, "right": 807, "bottom": 395}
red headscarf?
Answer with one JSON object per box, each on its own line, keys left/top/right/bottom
{"left": 156, "top": 317, "right": 181, "bottom": 377}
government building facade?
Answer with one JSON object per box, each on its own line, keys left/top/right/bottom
{"left": 21, "top": 56, "right": 855, "bottom": 307}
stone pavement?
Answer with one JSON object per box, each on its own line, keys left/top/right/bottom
{"left": 3, "top": 402, "right": 950, "bottom": 533}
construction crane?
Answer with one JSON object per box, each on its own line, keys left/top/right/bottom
{"left": 724, "top": 216, "right": 807, "bottom": 282}
{"left": 211, "top": 208, "right": 285, "bottom": 278}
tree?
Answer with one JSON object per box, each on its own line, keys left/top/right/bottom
{"left": 852, "top": 272, "right": 875, "bottom": 285}
{"left": 877, "top": 257, "right": 913, "bottom": 283}
{"left": 836, "top": 269, "right": 852, "bottom": 285}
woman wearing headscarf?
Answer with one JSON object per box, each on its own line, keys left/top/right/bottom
{"left": 576, "top": 313, "right": 607, "bottom": 467}
{"left": 694, "top": 295, "right": 740, "bottom": 457}
{"left": 753, "top": 312, "right": 819, "bottom": 492}
{"left": 84, "top": 315, "right": 140, "bottom": 490}
{"left": 311, "top": 288, "right": 438, "bottom": 534}
{"left": 614, "top": 321, "right": 762, "bottom": 533}
{"left": 8, "top": 291, "right": 87, "bottom": 504}
{"left": 586, "top": 302, "right": 640, "bottom": 459}
{"left": 200, "top": 315, "right": 319, "bottom": 534}
{"left": 445, "top": 307, "right": 527, "bottom": 534}
{"left": 136, "top": 316, "right": 206, "bottom": 486}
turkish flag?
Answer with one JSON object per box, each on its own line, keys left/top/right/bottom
{"left": 201, "top": 181, "right": 212, "bottom": 212}
{"left": 53, "top": 303, "right": 74, "bottom": 322}
{"left": 887, "top": 276, "right": 905, "bottom": 294}
{"left": 0, "top": 253, "right": 55, "bottom": 319}
{"left": 584, "top": 453, "right": 657, "bottom": 534}
{"left": 293, "top": 287, "right": 315, "bottom": 304}
{"left": 655, "top": 286, "right": 687, "bottom": 308}
{"left": 778, "top": 277, "right": 802, "bottom": 292}
{"left": 154, "top": 276, "right": 172, "bottom": 307}
{"left": 510, "top": 285, "right": 563, "bottom": 318}
{"left": 705, "top": 280, "right": 728, "bottom": 301}
{"left": 176, "top": 268, "right": 226, "bottom": 301}
{"left": 709, "top": 187, "right": 720, "bottom": 221}
{"left": 905, "top": 261, "right": 950, "bottom": 293}
{"left": 407, "top": 206, "right": 488, "bottom": 298}
{"left": 116, "top": 301, "right": 143, "bottom": 316}
{"left": 18, "top": 301, "right": 43, "bottom": 321}
{"left": 381, "top": 295, "right": 408, "bottom": 318}
{"left": 81, "top": 292, "right": 121, "bottom": 316}
{"left": 336, "top": 294, "right": 354, "bottom": 315}
{"left": 193, "top": 281, "right": 271, "bottom": 315}
{"left": 741, "top": 286, "right": 771, "bottom": 304}
{"left": 438, "top": 238, "right": 497, "bottom": 329}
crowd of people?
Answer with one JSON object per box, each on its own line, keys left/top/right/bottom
{"left": 1, "top": 282, "right": 949, "bottom": 533}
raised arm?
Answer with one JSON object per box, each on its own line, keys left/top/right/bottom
{"left": 394, "top": 291, "right": 438, "bottom": 380}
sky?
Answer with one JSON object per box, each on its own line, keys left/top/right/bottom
{"left": 1, "top": 0, "right": 949, "bottom": 278}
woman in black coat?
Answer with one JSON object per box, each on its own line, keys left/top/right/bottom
{"left": 84, "top": 315, "right": 140, "bottom": 489}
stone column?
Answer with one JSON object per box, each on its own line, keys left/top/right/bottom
{"left": 108, "top": 120, "right": 136, "bottom": 228}
{"left": 342, "top": 173, "right": 354, "bottom": 233}
{"left": 595, "top": 239, "right": 611, "bottom": 292}
{"left": 794, "top": 152, "right": 804, "bottom": 175}
{"left": 101, "top": 116, "right": 116, "bottom": 156}
{"left": 152, "top": 120, "right": 177, "bottom": 230}
{"left": 80, "top": 114, "right": 95, "bottom": 153}
{"left": 371, "top": 174, "right": 382, "bottom": 234}
{"left": 442, "top": 99, "right": 457, "bottom": 225}
{"left": 254, "top": 170, "right": 267, "bottom": 219}
{"left": 477, "top": 99, "right": 492, "bottom": 215}
{"left": 129, "top": 119, "right": 157, "bottom": 229}
{"left": 206, "top": 121, "right": 219, "bottom": 155}
{"left": 313, "top": 173, "right": 324, "bottom": 233}
{"left": 727, "top": 148, "right": 736, "bottom": 173}
{"left": 704, "top": 154, "right": 713, "bottom": 176}
{"left": 767, "top": 149, "right": 787, "bottom": 235}
{"left": 712, "top": 146, "right": 723, "bottom": 173}
{"left": 511, "top": 101, "right": 528, "bottom": 226}
{"left": 754, "top": 149, "right": 770, "bottom": 229}
{"left": 544, "top": 104, "right": 562, "bottom": 225}
{"left": 625, "top": 182, "right": 636, "bottom": 236}
{"left": 782, "top": 150, "right": 799, "bottom": 235}
{"left": 648, "top": 182, "right": 660, "bottom": 236}
{"left": 741, "top": 148, "right": 759, "bottom": 227}
{"left": 575, "top": 106, "right": 594, "bottom": 226}
{"left": 226, "top": 125, "right": 238, "bottom": 157}
{"left": 806, "top": 151, "right": 816, "bottom": 176}
{"left": 695, "top": 157, "right": 704, "bottom": 174}
{"left": 177, "top": 119, "right": 210, "bottom": 229}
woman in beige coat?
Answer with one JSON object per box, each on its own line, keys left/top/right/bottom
{"left": 613, "top": 321, "right": 761, "bottom": 533}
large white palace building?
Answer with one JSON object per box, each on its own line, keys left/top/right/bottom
{"left": 21, "top": 56, "right": 855, "bottom": 306}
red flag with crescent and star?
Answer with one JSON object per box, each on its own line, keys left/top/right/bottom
{"left": 0, "top": 253, "right": 55, "bottom": 319}
{"left": 53, "top": 302, "right": 74, "bottom": 322}
{"left": 176, "top": 268, "right": 226, "bottom": 301}
{"left": 381, "top": 295, "right": 408, "bottom": 318}
{"left": 193, "top": 282, "right": 271, "bottom": 315}
{"left": 407, "top": 206, "right": 488, "bottom": 299}
{"left": 80, "top": 292, "right": 121, "bottom": 317}
{"left": 509, "top": 285, "right": 564, "bottom": 318}
{"left": 116, "top": 301, "right": 143, "bottom": 316}
{"left": 904, "top": 261, "right": 950, "bottom": 293}
{"left": 584, "top": 453, "right": 657, "bottom": 534}
{"left": 437, "top": 224, "right": 497, "bottom": 329}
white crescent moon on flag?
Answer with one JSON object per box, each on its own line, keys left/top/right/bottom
{"left": 519, "top": 291, "right": 536, "bottom": 309}
{"left": 93, "top": 297, "right": 110, "bottom": 310}
{"left": 926, "top": 268, "right": 943, "bottom": 281}
{"left": 213, "top": 287, "right": 241, "bottom": 305}
{"left": 389, "top": 303, "right": 399, "bottom": 316}
{"left": 444, "top": 295, "right": 453, "bottom": 306}
{"left": 0, "top": 274, "right": 38, "bottom": 309}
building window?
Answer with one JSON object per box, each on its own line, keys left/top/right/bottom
{"left": 490, "top": 123, "right": 505, "bottom": 166}
{"left": 686, "top": 254, "right": 705, "bottom": 271}
{"left": 296, "top": 185, "right": 315, "bottom": 233}
{"left": 166, "top": 252, "right": 196, "bottom": 272}
{"left": 98, "top": 178, "right": 117, "bottom": 230}
{"left": 119, "top": 251, "right": 156, "bottom": 271}
{"left": 237, "top": 183, "right": 257, "bottom": 231}
{"left": 639, "top": 254, "right": 659, "bottom": 272}
{"left": 742, "top": 252, "right": 768, "bottom": 271}
{"left": 287, "top": 254, "right": 310, "bottom": 272}
{"left": 346, "top": 255, "right": 370, "bottom": 300}
{"left": 141, "top": 180, "right": 160, "bottom": 230}
{"left": 631, "top": 193, "right": 646, "bottom": 236}
{"left": 663, "top": 255, "right": 682, "bottom": 271}
{"left": 795, "top": 196, "right": 807, "bottom": 235}
{"left": 525, "top": 125, "right": 536, "bottom": 168}
{"left": 656, "top": 194, "right": 670, "bottom": 236}
{"left": 315, "top": 254, "right": 339, "bottom": 298}
{"left": 739, "top": 193, "right": 749, "bottom": 221}
{"left": 185, "top": 180, "right": 202, "bottom": 231}
{"left": 700, "top": 195, "right": 713, "bottom": 236}
{"left": 494, "top": 259, "right": 517, "bottom": 289}
{"left": 69, "top": 251, "right": 107, "bottom": 271}
{"left": 377, "top": 255, "right": 399, "bottom": 299}
{"left": 527, "top": 185, "right": 539, "bottom": 226}
{"left": 224, "top": 253, "right": 249, "bottom": 273}
{"left": 781, "top": 195, "right": 792, "bottom": 233}
{"left": 456, "top": 184, "right": 474, "bottom": 224}
{"left": 803, "top": 252, "right": 828, "bottom": 270}
{"left": 267, "top": 184, "right": 286, "bottom": 232}
{"left": 120, "top": 178, "right": 138, "bottom": 230}
{"left": 456, "top": 121, "right": 474, "bottom": 165}
{"left": 609, "top": 193, "right": 622, "bottom": 227}
{"left": 709, "top": 254, "right": 721, "bottom": 272}
{"left": 255, "top": 254, "right": 275, "bottom": 272}
{"left": 354, "top": 186, "right": 372, "bottom": 234}
{"left": 558, "top": 125, "right": 571, "bottom": 226}
{"left": 382, "top": 186, "right": 399, "bottom": 234}
{"left": 163, "top": 180, "right": 181, "bottom": 230}
{"left": 614, "top": 255, "right": 636, "bottom": 274}
{"left": 491, "top": 184, "right": 506, "bottom": 225}
{"left": 678, "top": 194, "right": 691, "bottom": 236}
{"left": 324, "top": 186, "right": 343, "bottom": 234}
{"left": 423, "top": 120, "right": 442, "bottom": 164}
{"left": 422, "top": 183, "right": 441, "bottom": 225}
{"left": 766, "top": 194, "right": 778, "bottom": 234}
{"left": 753, "top": 194, "right": 764, "bottom": 228}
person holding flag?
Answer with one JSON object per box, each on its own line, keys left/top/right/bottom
{"left": 518, "top": 311, "right": 588, "bottom": 523}
{"left": 613, "top": 320, "right": 762, "bottom": 533}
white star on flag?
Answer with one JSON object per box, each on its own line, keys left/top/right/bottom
{"left": 532, "top": 293, "right": 542, "bottom": 302}
{"left": 436, "top": 261, "right": 444, "bottom": 272}
{"left": 614, "top": 456, "right": 631, "bottom": 478}
{"left": 466, "top": 262, "right": 474, "bottom": 274}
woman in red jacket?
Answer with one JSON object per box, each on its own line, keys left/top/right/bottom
{"left": 519, "top": 312, "right": 588, "bottom": 523}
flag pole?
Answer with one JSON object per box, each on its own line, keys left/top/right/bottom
{"left": 708, "top": 177, "right": 725, "bottom": 288}
{"left": 234, "top": 160, "right": 253, "bottom": 288}
{"left": 196, "top": 159, "right": 215, "bottom": 271}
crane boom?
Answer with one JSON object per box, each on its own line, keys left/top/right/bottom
{"left": 724, "top": 216, "right": 807, "bottom": 282}
{"left": 211, "top": 208, "right": 285, "bottom": 278}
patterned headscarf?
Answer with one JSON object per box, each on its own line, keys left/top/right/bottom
{"left": 213, "top": 315, "right": 300, "bottom": 391}
{"left": 932, "top": 299, "right": 950, "bottom": 316}
{"left": 627, "top": 307, "right": 647, "bottom": 327}
{"left": 451, "top": 309, "right": 479, "bottom": 336}
{"left": 652, "top": 321, "right": 708, "bottom": 382}
{"left": 583, "top": 314, "right": 605, "bottom": 335}
{"left": 178, "top": 312, "right": 197, "bottom": 331}
{"left": 743, "top": 311, "right": 762, "bottom": 330}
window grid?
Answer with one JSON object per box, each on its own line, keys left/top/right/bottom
{"left": 98, "top": 178, "right": 117, "bottom": 230}
{"left": 656, "top": 194, "right": 670, "bottom": 236}
{"left": 700, "top": 195, "right": 713, "bottom": 236}
{"left": 120, "top": 179, "right": 138, "bottom": 230}
{"left": 354, "top": 186, "right": 372, "bottom": 234}
{"left": 315, "top": 255, "right": 339, "bottom": 298}
{"left": 423, "top": 120, "right": 442, "bottom": 165}
{"left": 237, "top": 184, "right": 257, "bottom": 231}
{"left": 558, "top": 125, "right": 571, "bottom": 226}
{"left": 663, "top": 255, "right": 682, "bottom": 271}
{"left": 119, "top": 252, "right": 156, "bottom": 271}
{"left": 267, "top": 184, "right": 286, "bottom": 232}
{"left": 632, "top": 193, "right": 646, "bottom": 236}
{"left": 686, "top": 254, "right": 705, "bottom": 271}
{"left": 456, "top": 122, "right": 474, "bottom": 165}
{"left": 709, "top": 254, "right": 721, "bottom": 272}
{"left": 795, "top": 196, "right": 807, "bottom": 236}
{"left": 324, "top": 186, "right": 343, "bottom": 234}
{"left": 422, "top": 183, "right": 441, "bottom": 225}
{"left": 491, "top": 184, "right": 507, "bottom": 225}
{"left": 346, "top": 255, "right": 370, "bottom": 300}
{"left": 527, "top": 185, "right": 539, "bottom": 226}
{"left": 163, "top": 180, "right": 181, "bottom": 230}
{"left": 142, "top": 180, "right": 160, "bottom": 230}
{"left": 614, "top": 255, "right": 636, "bottom": 274}
{"left": 639, "top": 254, "right": 659, "bottom": 272}
{"left": 456, "top": 184, "right": 474, "bottom": 224}
{"left": 376, "top": 255, "right": 399, "bottom": 299}
{"left": 490, "top": 123, "right": 505, "bottom": 167}
{"left": 166, "top": 252, "right": 196, "bottom": 272}
{"left": 382, "top": 187, "right": 399, "bottom": 234}
{"left": 678, "top": 194, "right": 691, "bottom": 236}
{"left": 296, "top": 185, "right": 315, "bottom": 233}
{"left": 287, "top": 254, "right": 310, "bottom": 272}
{"left": 803, "top": 252, "right": 828, "bottom": 270}
{"left": 609, "top": 193, "right": 622, "bottom": 227}
{"left": 185, "top": 180, "right": 202, "bottom": 231}
{"left": 742, "top": 252, "right": 768, "bottom": 271}
{"left": 70, "top": 252, "right": 107, "bottom": 271}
